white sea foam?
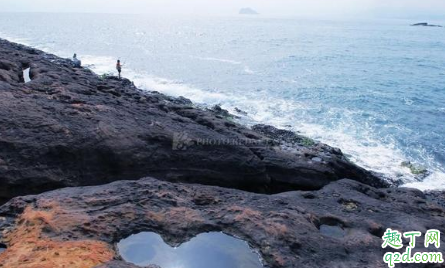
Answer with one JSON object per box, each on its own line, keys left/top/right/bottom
{"left": 79, "top": 55, "right": 241, "bottom": 105}
{"left": 243, "top": 66, "right": 255, "bottom": 74}
{"left": 134, "top": 76, "right": 230, "bottom": 105}
{"left": 294, "top": 122, "right": 440, "bottom": 185}
{"left": 81, "top": 55, "right": 117, "bottom": 75}
{"left": 403, "top": 172, "right": 445, "bottom": 191}
{"left": 233, "top": 99, "right": 420, "bottom": 181}
{"left": 242, "top": 102, "right": 445, "bottom": 190}
{"left": 79, "top": 55, "right": 230, "bottom": 105}
{"left": 403, "top": 97, "right": 414, "bottom": 106}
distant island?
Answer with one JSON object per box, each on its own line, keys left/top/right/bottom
{"left": 411, "top": 22, "right": 443, "bottom": 27}
{"left": 239, "top": 8, "right": 258, "bottom": 15}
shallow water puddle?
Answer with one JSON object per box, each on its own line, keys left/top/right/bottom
{"left": 0, "top": 243, "right": 6, "bottom": 254}
{"left": 320, "top": 224, "right": 346, "bottom": 238}
{"left": 117, "top": 232, "right": 264, "bottom": 268}
{"left": 23, "top": 67, "right": 31, "bottom": 83}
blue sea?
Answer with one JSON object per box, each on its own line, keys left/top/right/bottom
{"left": 1, "top": 13, "right": 444, "bottom": 190}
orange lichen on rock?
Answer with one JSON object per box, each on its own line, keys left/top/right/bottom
{"left": 229, "top": 206, "right": 263, "bottom": 222}
{"left": 0, "top": 239, "right": 114, "bottom": 268}
{"left": 262, "top": 220, "right": 289, "bottom": 238}
{"left": 0, "top": 206, "right": 115, "bottom": 268}
{"left": 228, "top": 206, "right": 290, "bottom": 238}
{"left": 146, "top": 207, "right": 205, "bottom": 226}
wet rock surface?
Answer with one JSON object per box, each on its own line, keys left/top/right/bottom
{"left": 0, "top": 177, "right": 444, "bottom": 268}
{"left": 0, "top": 38, "right": 386, "bottom": 204}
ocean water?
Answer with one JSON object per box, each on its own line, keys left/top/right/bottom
{"left": 0, "top": 13, "right": 444, "bottom": 190}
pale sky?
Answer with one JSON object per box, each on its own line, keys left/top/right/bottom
{"left": 1, "top": 0, "right": 445, "bottom": 18}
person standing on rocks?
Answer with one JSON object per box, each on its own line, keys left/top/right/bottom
{"left": 116, "top": 60, "right": 122, "bottom": 79}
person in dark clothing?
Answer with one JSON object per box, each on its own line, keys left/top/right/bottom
{"left": 116, "top": 60, "right": 122, "bottom": 79}
{"left": 72, "top": 53, "right": 81, "bottom": 68}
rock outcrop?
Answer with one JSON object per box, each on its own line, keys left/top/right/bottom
{"left": 0, "top": 177, "right": 443, "bottom": 268}
{"left": 0, "top": 38, "right": 386, "bottom": 205}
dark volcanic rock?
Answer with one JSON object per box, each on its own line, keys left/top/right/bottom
{"left": 0, "top": 38, "right": 386, "bottom": 203}
{"left": 171, "top": 96, "right": 193, "bottom": 106}
{"left": 0, "top": 177, "right": 443, "bottom": 267}
{"left": 234, "top": 107, "right": 248, "bottom": 116}
{"left": 208, "top": 104, "right": 239, "bottom": 119}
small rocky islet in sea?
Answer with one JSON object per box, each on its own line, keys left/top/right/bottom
{"left": 0, "top": 38, "right": 444, "bottom": 268}
{"left": 239, "top": 8, "right": 259, "bottom": 15}
{"left": 411, "top": 22, "right": 443, "bottom": 27}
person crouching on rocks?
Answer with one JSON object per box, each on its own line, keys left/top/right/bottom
{"left": 72, "top": 53, "right": 81, "bottom": 68}
{"left": 116, "top": 60, "right": 122, "bottom": 79}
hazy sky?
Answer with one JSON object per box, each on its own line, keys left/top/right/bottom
{"left": 2, "top": 0, "right": 445, "bottom": 18}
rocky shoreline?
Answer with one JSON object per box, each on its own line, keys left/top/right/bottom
{"left": 0, "top": 38, "right": 444, "bottom": 267}
{"left": 0, "top": 38, "right": 386, "bottom": 202}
